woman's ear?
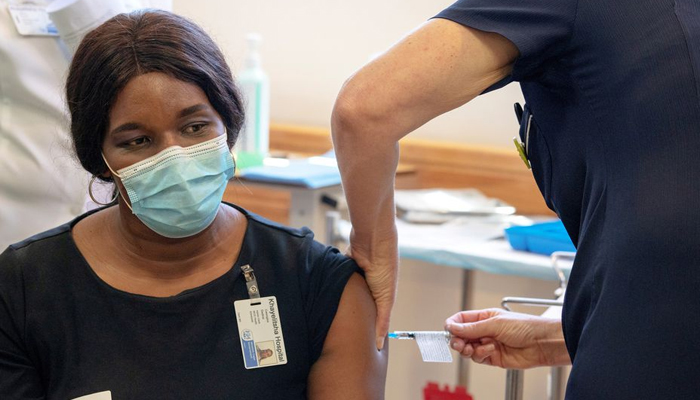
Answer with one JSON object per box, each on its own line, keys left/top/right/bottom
{"left": 99, "top": 151, "right": 116, "bottom": 181}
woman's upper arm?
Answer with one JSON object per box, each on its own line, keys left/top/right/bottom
{"left": 307, "top": 273, "right": 388, "bottom": 400}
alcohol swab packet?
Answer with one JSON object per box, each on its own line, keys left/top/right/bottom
{"left": 388, "top": 331, "right": 453, "bottom": 363}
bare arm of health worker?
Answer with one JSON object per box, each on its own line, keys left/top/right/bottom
{"left": 331, "top": 18, "right": 520, "bottom": 350}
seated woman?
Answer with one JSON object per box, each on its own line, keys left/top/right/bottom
{"left": 0, "top": 10, "right": 387, "bottom": 400}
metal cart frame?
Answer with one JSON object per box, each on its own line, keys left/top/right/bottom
{"left": 501, "top": 251, "right": 574, "bottom": 400}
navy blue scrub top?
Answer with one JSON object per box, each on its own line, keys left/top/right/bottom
{"left": 436, "top": 1, "right": 700, "bottom": 398}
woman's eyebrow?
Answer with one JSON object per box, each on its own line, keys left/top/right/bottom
{"left": 177, "top": 104, "right": 210, "bottom": 118}
{"left": 110, "top": 122, "right": 141, "bottom": 136}
{"left": 109, "top": 104, "right": 211, "bottom": 136}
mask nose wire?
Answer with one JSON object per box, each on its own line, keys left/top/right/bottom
{"left": 100, "top": 152, "right": 133, "bottom": 212}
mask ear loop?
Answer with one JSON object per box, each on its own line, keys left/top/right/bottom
{"left": 101, "top": 153, "right": 133, "bottom": 212}
{"left": 224, "top": 127, "right": 237, "bottom": 175}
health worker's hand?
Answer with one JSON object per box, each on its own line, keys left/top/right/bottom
{"left": 445, "top": 309, "right": 571, "bottom": 369}
{"left": 346, "top": 226, "right": 399, "bottom": 351}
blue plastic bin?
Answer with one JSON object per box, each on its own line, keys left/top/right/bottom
{"left": 505, "top": 220, "right": 576, "bottom": 255}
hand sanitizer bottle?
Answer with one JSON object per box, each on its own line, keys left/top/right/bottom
{"left": 237, "top": 33, "right": 270, "bottom": 169}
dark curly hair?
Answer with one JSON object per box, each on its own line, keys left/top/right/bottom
{"left": 66, "top": 10, "right": 244, "bottom": 180}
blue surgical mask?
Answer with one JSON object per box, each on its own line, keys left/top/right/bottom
{"left": 103, "top": 134, "right": 235, "bottom": 238}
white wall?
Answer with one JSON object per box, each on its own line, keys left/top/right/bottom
{"left": 173, "top": 0, "right": 524, "bottom": 148}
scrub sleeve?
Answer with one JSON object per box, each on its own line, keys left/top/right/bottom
{"left": 434, "top": 0, "right": 578, "bottom": 83}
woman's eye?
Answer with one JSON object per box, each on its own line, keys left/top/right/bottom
{"left": 122, "top": 137, "right": 149, "bottom": 147}
{"left": 184, "top": 123, "right": 207, "bottom": 135}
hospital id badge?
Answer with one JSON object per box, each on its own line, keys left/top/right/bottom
{"left": 8, "top": 2, "right": 58, "bottom": 36}
{"left": 234, "top": 296, "right": 288, "bottom": 369}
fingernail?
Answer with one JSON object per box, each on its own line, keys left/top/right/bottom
{"left": 483, "top": 344, "right": 495, "bottom": 353}
{"left": 376, "top": 336, "right": 385, "bottom": 351}
{"left": 451, "top": 341, "right": 459, "bottom": 349}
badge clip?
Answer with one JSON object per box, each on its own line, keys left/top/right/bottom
{"left": 240, "top": 265, "right": 261, "bottom": 305}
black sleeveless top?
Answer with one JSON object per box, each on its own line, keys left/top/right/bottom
{"left": 0, "top": 204, "right": 359, "bottom": 399}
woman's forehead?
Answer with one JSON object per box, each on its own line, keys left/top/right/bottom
{"left": 110, "top": 72, "right": 211, "bottom": 122}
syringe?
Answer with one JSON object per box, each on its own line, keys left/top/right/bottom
{"left": 388, "top": 331, "right": 453, "bottom": 362}
{"left": 389, "top": 331, "right": 451, "bottom": 340}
